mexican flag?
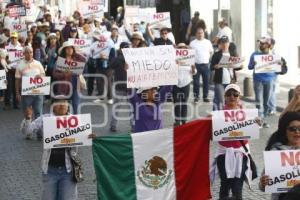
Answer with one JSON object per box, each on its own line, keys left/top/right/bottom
{"left": 92, "top": 119, "right": 212, "bottom": 200}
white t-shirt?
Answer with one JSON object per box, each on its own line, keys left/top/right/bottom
{"left": 189, "top": 38, "right": 213, "bottom": 64}
{"left": 217, "top": 26, "right": 233, "bottom": 42}
{"left": 222, "top": 52, "right": 232, "bottom": 84}
{"left": 177, "top": 65, "right": 194, "bottom": 88}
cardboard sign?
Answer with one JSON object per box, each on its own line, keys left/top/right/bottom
{"left": 8, "top": 5, "right": 26, "bottom": 17}
{"left": 264, "top": 150, "right": 300, "bottom": 193}
{"left": 122, "top": 45, "right": 178, "bottom": 88}
{"left": 43, "top": 114, "right": 92, "bottom": 149}
{"left": 55, "top": 57, "right": 85, "bottom": 75}
{"left": 212, "top": 109, "right": 259, "bottom": 141}
{"left": 254, "top": 54, "right": 282, "bottom": 73}
{"left": 8, "top": 51, "right": 24, "bottom": 69}
{"left": 0, "top": 70, "right": 7, "bottom": 90}
{"left": 21, "top": 76, "right": 51, "bottom": 95}
{"left": 176, "top": 49, "right": 195, "bottom": 66}
{"left": 149, "top": 12, "right": 172, "bottom": 29}
{"left": 68, "top": 38, "right": 92, "bottom": 55}
{"left": 9, "top": 23, "right": 27, "bottom": 38}
{"left": 218, "top": 55, "right": 245, "bottom": 68}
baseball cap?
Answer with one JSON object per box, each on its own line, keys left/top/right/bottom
{"left": 10, "top": 32, "right": 18, "bottom": 38}
{"left": 257, "top": 36, "right": 271, "bottom": 45}
{"left": 120, "top": 42, "right": 129, "bottom": 49}
{"left": 225, "top": 84, "right": 241, "bottom": 94}
{"left": 218, "top": 35, "right": 229, "bottom": 44}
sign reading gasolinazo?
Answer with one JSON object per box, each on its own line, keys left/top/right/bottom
{"left": 43, "top": 114, "right": 92, "bottom": 149}
{"left": 21, "top": 76, "right": 51, "bottom": 95}
{"left": 264, "top": 150, "right": 300, "bottom": 193}
{"left": 212, "top": 109, "right": 259, "bottom": 141}
{"left": 55, "top": 56, "right": 85, "bottom": 75}
{"left": 122, "top": 45, "right": 178, "bottom": 88}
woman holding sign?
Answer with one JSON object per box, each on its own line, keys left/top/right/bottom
{"left": 21, "top": 98, "right": 94, "bottom": 200}
{"left": 259, "top": 112, "right": 300, "bottom": 200}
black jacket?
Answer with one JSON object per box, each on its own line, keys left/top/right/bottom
{"left": 110, "top": 52, "right": 127, "bottom": 92}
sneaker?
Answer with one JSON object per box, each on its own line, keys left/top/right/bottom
{"left": 194, "top": 98, "right": 199, "bottom": 103}
{"left": 110, "top": 127, "right": 117, "bottom": 132}
{"left": 203, "top": 98, "right": 210, "bottom": 103}
{"left": 107, "top": 99, "right": 114, "bottom": 105}
{"left": 93, "top": 98, "right": 103, "bottom": 103}
{"left": 262, "top": 122, "right": 270, "bottom": 128}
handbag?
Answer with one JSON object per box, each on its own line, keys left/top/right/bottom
{"left": 69, "top": 150, "right": 84, "bottom": 183}
{"left": 239, "top": 141, "right": 258, "bottom": 180}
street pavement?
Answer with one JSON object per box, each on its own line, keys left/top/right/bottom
{"left": 0, "top": 75, "right": 295, "bottom": 200}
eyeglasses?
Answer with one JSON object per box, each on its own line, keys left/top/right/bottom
{"left": 225, "top": 92, "right": 239, "bottom": 97}
{"left": 287, "top": 126, "right": 300, "bottom": 132}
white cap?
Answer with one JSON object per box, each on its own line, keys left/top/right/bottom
{"left": 224, "top": 84, "right": 241, "bottom": 94}
{"left": 136, "top": 87, "right": 159, "bottom": 94}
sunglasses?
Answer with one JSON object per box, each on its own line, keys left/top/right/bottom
{"left": 287, "top": 126, "right": 300, "bottom": 132}
{"left": 225, "top": 92, "right": 239, "bottom": 97}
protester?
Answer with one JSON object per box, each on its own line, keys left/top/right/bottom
{"left": 109, "top": 26, "right": 127, "bottom": 51}
{"left": 115, "top": 6, "right": 124, "bottom": 27}
{"left": 173, "top": 43, "right": 196, "bottom": 126}
{"left": 130, "top": 85, "right": 172, "bottom": 133}
{"left": 53, "top": 41, "right": 86, "bottom": 114}
{"left": 210, "top": 84, "right": 255, "bottom": 200}
{"left": 211, "top": 35, "right": 242, "bottom": 110}
{"left": 62, "top": 17, "right": 75, "bottom": 41}
{"left": 189, "top": 27, "right": 213, "bottom": 103}
{"left": 32, "top": 36, "right": 47, "bottom": 67}
{"left": 280, "top": 85, "right": 300, "bottom": 117}
{"left": 185, "top": 11, "right": 207, "bottom": 42}
{"left": 21, "top": 98, "right": 94, "bottom": 200}
{"left": 45, "top": 33, "right": 59, "bottom": 78}
{"left": 146, "top": 26, "right": 173, "bottom": 46}
{"left": 129, "top": 33, "right": 143, "bottom": 48}
{"left": 259, "top": 112, "right": 300, "bottom": 200}
{"left": 213, "top": 18, "right": 233, "bottom": 45}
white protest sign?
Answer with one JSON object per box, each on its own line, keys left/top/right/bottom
{"left": 55, "top": 57, "right": 85, "bottom": 75}
{"left": 0, "top": 70, "right": 7, "bottom": 90}
{"left": 21, "top": 76, "right": 51, "bottom": 95}
{"left": 212, "top": 109, "right": 259, "bottom": 141}
{"left": 149, "top": 12, "right": 172, "bottom": 29}
{"left": 8, "top": 51, "right": 24, "bottom": 69}
{"left": 219, "top": 55, "right": 245, "bottom": 68}
{"left": 90, "top": 40, "right": 111, "bottom": 59}
{"left": 124, "top": 6, "right": 140, "bottom": 28}
{"left": 176, "top": 49, "right": 195, "bottom": 66}
{"left": 122, "top": 45, "right": 178, "bottom": 88}
{"left": 68, "top": 38, "right": 92, "bottom": 55}
{"left": 264, "top": 150, "right": 300, "bottom": 193}
{"left": 43, "top": 114, "right": 92, "bottom": 149}
{"left": 139, "top": 7, "right": 156, "bottom": 23}
{"left": 9, "top": 23, "right": 27, "bottom": 38}
{"left": 254, "top": 54, "right": 282, "bottom": 73}
{"left": 80, "top": 1, "right": 104, "bottom": 18}
{"left": 8, "top": 5, "right": 26, "bottom": 17}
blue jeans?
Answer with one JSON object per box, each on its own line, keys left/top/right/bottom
{"left": 213, "top": 84, "right": 228, "bottom": 111}
{"left": 253, "top": 80, "right": 273, "bottom": 118}
{"left": 22, "top": 95, "right": 43, "bottom": 119}
{"left": 268, "top": 76, "right": 277, "bottom": 113}
{"left": 193, "top": 64, "right": 209, "bottom": 99}
{"left": 42, "top": 166, "right": 77, "bottom": 200}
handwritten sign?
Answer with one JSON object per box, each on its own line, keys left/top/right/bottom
{"left": 264, "top": 150, "right": 300, "bottom": 193}
{"left": 21, "top": 76, "right": 51, "bottom": 95}
{"left": 219, "top": 55, "right": 245, "bottom": 68}
{"left": 43, "top": 114, "right": 92, "bottom": 149}
{"left": 0, "top": 70, "right": 7, "bottom": 90}
{"left": 122, "top": 45, "right": 178, "bottom": 88}
{"left": 176, "top": 49, "right": 195, "bottom": 66}
{"left": 55, "top": 57, "right": 85, "bottom": 75}
{"left": 212, "top": 109, "right": 259, "bottom": 141}
{"left": 8, "top": 51, "right": 24, "bottom": 69}
{"left": 149, "top": 12, "right": 172, "bottom": 29}
{"left": 254, "top": 54, "right": 282, "bottom": 73}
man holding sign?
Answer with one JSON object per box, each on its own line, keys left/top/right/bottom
{"left": 15, "top": 46, "right": 45, "bottom": 124}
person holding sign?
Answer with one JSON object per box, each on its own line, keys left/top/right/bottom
{"left": 146, "top": 25, "right": 173, "bottom": 46}
{"left": 53, "top": 41, "right": 86, "bottom": 114}
{"left": 259, "top": 112, "right": 300, "bottom": 200}
{"left": 211, "top": 84, "right": 255, "bottom": 200}
{"left": 21, "top": 98, "right": 94, "bottom": 200}
{"left": 15, "top": 46, "right": 45, "bottom": 136}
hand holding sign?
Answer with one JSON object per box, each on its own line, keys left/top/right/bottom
{"left": 254, "top": 54, "right": 282, "bottom": 73}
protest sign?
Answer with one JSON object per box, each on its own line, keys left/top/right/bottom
{"left": 55, "top": 57, "right": 85, "bottom": 75}
{"left": 122, "top": 45, "right": 178, "bottom": 88}
{"left": 68, "top": 38, "right": 92, "bottom": 55}
{"left": 254, "top": 54, "right": 282, "bottom": 73}
{"left": 218, "top": 55, "right": 245, "bottom": 68}
{"left": 264, "top": 150, "right": 300, "bottom": 193}
{"left": 0, "top": 70, "right": 7, "bottom": 90}
{"left": 212, "top": 109, "right": 259, "bottom": 141}
{"left": 21, "top": 76, "right": 51, "bottom": 95}
{"left": 176, "top": 49, "right": 195, "bottom": 66}
{"left": 9, "top": 23, "right": 27, "bottom": 38}
{"left": 90, "top": 40, "right": 112, "bottom": 59}
{"left": 8, "top": 51, "right": 24, "bottom": 69}
{"left": 124, "top": 6, "right": 140, "bottom": 28}
{"left": 8, "top": 5, "right": 26, "bottom": 17}
{"left": 43, "top": 114, "right": 92, "bottom": 149}
{"left": 80, "top": 0, "right": 104, "bottom": 18}
{"left": 149, "top": 12, "right": 172, "bottom": 29}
